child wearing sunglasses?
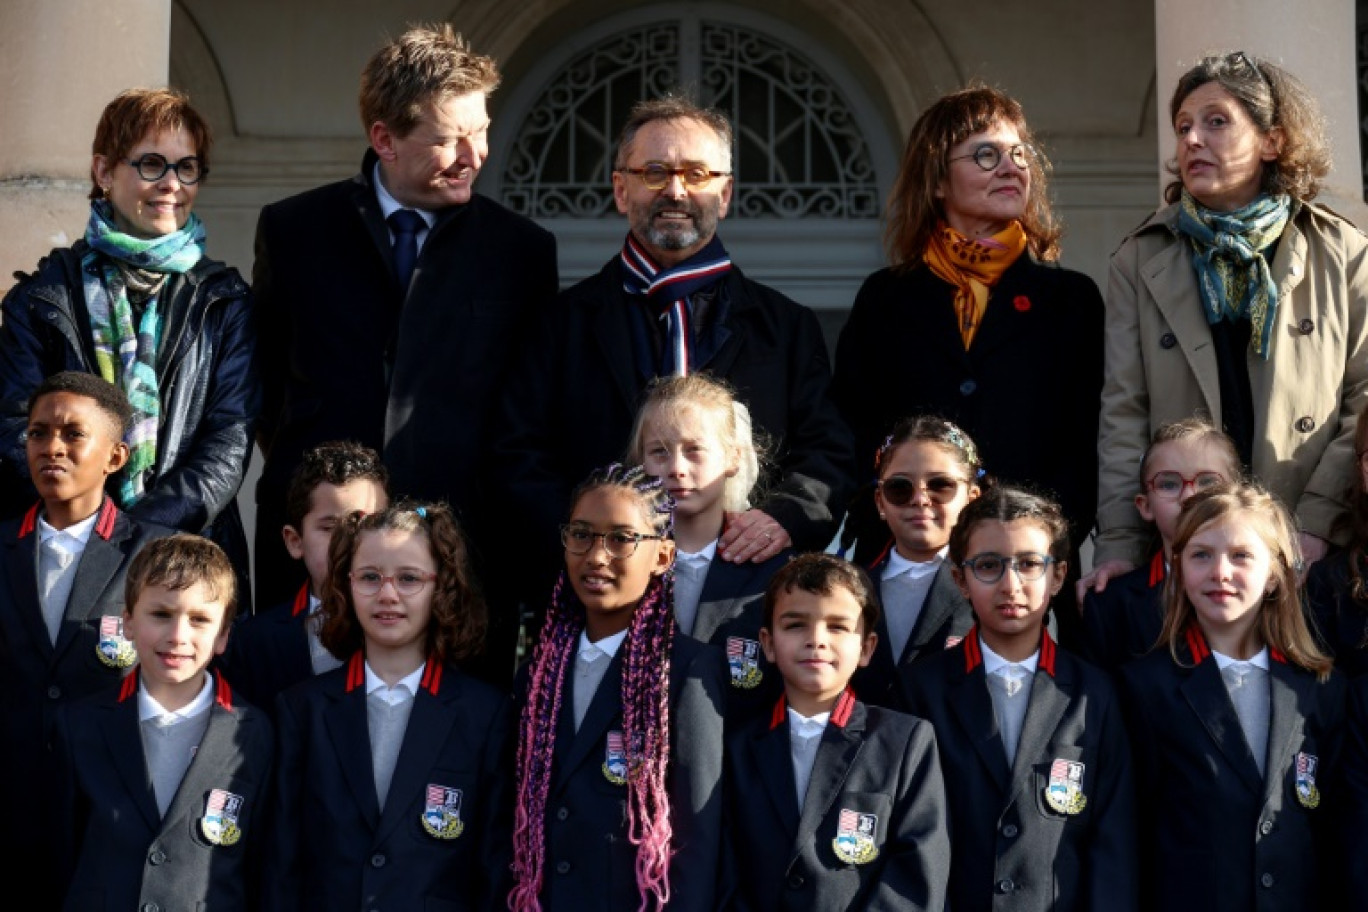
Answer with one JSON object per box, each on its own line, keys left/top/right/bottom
{"left": 904, "top": 486, "right": 1138, "bottom": 911}
{"left": 851, "top": 416, "right": 982, "bottom": 710}
{"left": 264, "top": 501, "right": 513, "bottom": 912}
{"left": 1082, "top": 418, "right": 1242, "bottom": 672}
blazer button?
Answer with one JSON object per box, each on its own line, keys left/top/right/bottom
{"left": 149, "top": 849, "right": 167, "bottom": 865}
{"left": 996, "top": 878, "right": 1016, "bottom": 894}
{"left": 959, "top": 379, "right": 977, "bottom": 396}
{"left": 1295, "top": 416, "right": 1315, "bottom": 433}
{"left": 141, "top": 905, "right": 160, "bottom": 912}
{"left": 786, "top": 874, "right": 805, "bottom": 890}
{"left": 1159, "top": 332, "right": 1177, "bottom": 349}
{"left": 1261, "top": 873, "right": 1276, "bottom": 888}
{"left": 1259, "top": 820, "right": 1273, "bottom": 835}
{"left": 556, "top": 807, "right": 569, "bottom": 821}
{"left": 370, "top": 853, "right": 387, "bottom": 868}
{"left": 47, "top": 685, "right": 62, "bottom": 700}
{"left": 1298, "top": 318, "right": 1315, "bottom": 334}
{"left": 1001, "top": 823, "right": 1019, "bottom": 838}
{"left": 556, "top": 861, "right": 572, "bottom": 875}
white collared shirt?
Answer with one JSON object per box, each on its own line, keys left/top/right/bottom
{"left": 364, "top": 661, "right": 425, "bottom": 706}
{"left": 1212, "top": 647, "right": 1271, "bottom": 671}
{"left": 37, "top": 510, "right": 99, "bottom": 562}
{"left": 787, "top": 707, "right": 830, "bottom": 811}
{"left": 979, "top": 638, "right": 1041, "bottom": 678}
{"left": 881, "top": 548, "right": 944, "bottom": 659}
{"left": 304, "top": 593, "right": 344, "bottom": 675}
{"left": 372, "top": 161, "right": 436, "bottom": 252}
{"left": 673, "top": 539, "right": 717, "bottom": 636}
{"left": 577, "top": 627, "right": 630, "bottom": 662}
{"left": 138, "top": 671, "right": 216, "bottom": 724}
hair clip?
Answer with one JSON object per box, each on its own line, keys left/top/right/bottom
{"left": 415, "top": 506, "right": 428, "bottom": 518}
{"left": 976, "top": 468, "right": 987, "bottom": 480}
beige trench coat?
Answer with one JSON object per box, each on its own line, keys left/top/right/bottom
{"left": 1095, "top": 200, "right": 1368, "bottom": 565}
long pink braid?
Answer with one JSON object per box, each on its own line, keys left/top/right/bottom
{"left": 509, "top": 465, "right": 678, "bottom": 912}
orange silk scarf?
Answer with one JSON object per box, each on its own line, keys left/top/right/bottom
{"left": 923, "top": 220, "right": 1029, "bottom": 349}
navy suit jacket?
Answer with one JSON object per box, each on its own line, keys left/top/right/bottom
{"left": 265, "top": 654, "right": 514, "bottom": 912}
{"left": 686, "top": 549, "right": 789, "bottom": 727}
{"left": 1304, "top": 548, "right": 1368, "bottom": 678}
{"left": 216, "top": 583, "right": 315, "bottom": 716}
{"left": 904, "top": 631, "right": 1138, "bottom": 912}
{"left": 852, "top": 548, "right": 973, "bottom": 712}
{"left": 1081, "top": 554, "right": 1165, "bottom": 674}
{"left": 0, "top": 499, "right": 172, "bottom": 890}
{"left": 722, "top": 690, "right": 950, "bottom": 911}
{"left": 54, "top": 672, "right": 274, "bottom": 912}
{"left": 1118, "top": 627, "right": 1347, "bottom": 911}
{"left": 519, "top": 633, "right": 727, "bottom": 911}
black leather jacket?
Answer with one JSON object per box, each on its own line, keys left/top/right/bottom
{"left": 0, "top": 240, "right": 259, "bottom": 577}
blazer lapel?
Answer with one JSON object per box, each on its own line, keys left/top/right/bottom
{"left": 1261, "top": 660, "right": 1309, "bottom": 807}
{"left": 555, "top": 653, "right": 625, "bottom": 789}
{"left": 350, "top": 173, "right": 396, "bottom": 275}
{"left": 2, "top": 530, "right": 51, "bottom": 660}
{"left": 99, "top": 695, "right": 162, "bottom": 832}
{"left": 792, "top": 703, "right": 865, "bottom": 862}
{"left": 690, "top": 558, "right": 753, "bottom": 642}
{"left": 161, "top": 700, "right": 245, "bottom": 835}
{"left": 375, "top": 683, "right": 458, "bottom": 842}
{"left": 55, "top": 524, "right": 127, "bottom": 657}
{"left": 1179, "top": 660, "right": 1264, "bottom": 794}
{"left": 749, "top": 716, "right": 801, "bottom": 841}
{"left": 1140, "top": 237, "right": 1222, "bottom": 415}
{"left": 949, "top": 659, "right": 1011, "bottom": 791}
{"left": 1007, "top": 662, "right": 1071, "bottom": 790}
{"left": 902, "top": 565, "right": 963, "bottom": 664}
{"left": 324, "top": 684, "right": 382, "bottom": 828}
{"left": 592, "top": 283, "right": 646, "bottom": 414}
{"left": 696, "top": 271, "right": 746, "bottom": 378}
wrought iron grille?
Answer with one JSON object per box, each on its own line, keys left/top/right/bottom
{"left": 503, "top": 20, "right": 879, "bottom": 219}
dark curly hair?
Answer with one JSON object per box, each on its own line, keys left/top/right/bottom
{"left": 318, "top": 500, "right": 486, "bottom": 663}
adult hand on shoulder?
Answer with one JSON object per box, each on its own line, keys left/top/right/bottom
{"left": 1075, "top": 559, "right": 1136, "bottom": 606}
{"left": 1298, "top": 532, "right": 1328, "bottom": 582}
{"left": 719, "top": 509, "right": 791, "bottom": 564}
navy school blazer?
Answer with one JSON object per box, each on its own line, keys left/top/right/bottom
{"left": 0, "top": 499, "right": 173, "bottom": 887}
{"left": 903, "top": 630, "right": 1138, "bottom": 912}
{"left": 1118, "top": 626, "right": 1347, "bottom": 911}
{"left": 265, "top": 653, "right": 514, "bottom": 912}
{"left": 518, "top": 633, "right": 727, "bottom": 911}
{"left": 684, "top": 549, "right": 789, "bottom": 728}
{"left": 1341, "top": 674, "right": 1368, "bottom": 893}
{"left": 851, "top": 542, "right": 974, "bottom": 712}
{"left": 721, "top": 688, "right": 950, "bottom": 911}
{"left": 217, "top": 582, "right": 316, "bottom": 716}
{"left": 1080, "top": 553, "right": 1165, "bottom": 674}
{"left": 54, "top": 671, "right": 274, "bottom": 912}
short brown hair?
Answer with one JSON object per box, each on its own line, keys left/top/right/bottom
{"left": 319, "top": 501, "right": 487, "bottom": 663}
{"left": 763, "top": 553, "right": 879, "bottom": 633}
{"left": 89, "top": 88, "right": 212, "bottom": 200}
{"left": 613, "top": 96, "right": 733, "bottom": 170}
{"left": 125, "top": 534, "right": 238, "bottom": 627}
{"left": 1165, "top": 52, "right": 1330, "bottom": 204}
{"left": 1138, "top": 416, "right": 1244, "bottom": 489}
{"left": 885, "top": 85, "right": 1061, "bottom": 267}
{"left": 359, "top": 23, "right": 500, "bottom": 137}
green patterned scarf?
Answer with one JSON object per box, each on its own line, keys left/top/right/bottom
{"left": 82, "top": 200, "right": 205, "bottom": 505}
{"left": 1176, "top": 190, "right": 1291, "bottom": 359}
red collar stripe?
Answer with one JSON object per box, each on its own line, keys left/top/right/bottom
{"left": 1185, "top": 625, "right": 1212, "bottom": 663}
{"left": 769, "top": 695, "right": 787, "bottom": 730}
{"left": 866, "top": 537, "right": 894, "bottom": 572}
{"left": 1270, "top": 648, "right": 1287, "bottom": 664}
{"left": 291, "top": 583, "right": 310, "bottom": 618}
{"left": 1148, "top": 551, "right": 1166, "bottom": 588}
{"left": 1039, "top": 629, "right": 1057, "bottom": 677}
{"left": 93, "top": 498, "right": 118, "bottom": 540}
{"left": 345, "top": 652, "right": 366, "bottom": 692}
{"left": 830, "top": 687, "right": 857, "bottom": 728}
{"left": 18, "top": 504, "right": 38, "bottom": 539}
{"left": 214, "top": 673, "right": 233, "bottom": 710}
{"left": 420, "top": 656, "right": 443, "bottom": 695}
{"left": 964, "top": 628, "right": 983, "bottom": 672}
{"left": 118, "top": 669, "right": 139, "bottom": 702}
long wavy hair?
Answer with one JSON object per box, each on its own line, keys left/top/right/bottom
{"left": 510, "top": 465, "right": 677, "bottom": 911}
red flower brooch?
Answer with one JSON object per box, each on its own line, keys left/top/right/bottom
{"left": 1013, "top": 295, "right": 1031, "bottom": 312}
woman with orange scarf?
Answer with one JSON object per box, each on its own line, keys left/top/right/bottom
{"left": 833, "top": 86, "right": 1103, "bottom": 649}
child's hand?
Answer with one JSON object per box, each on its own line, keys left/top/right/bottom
{"left": 719, "top": 509, "right": 791, "bottom": 563}
{"left": 1297, "top": 531, "right": 1328, "bottom": 581}
{"left": 1075, "top": 559, "right": 1136, "bottom": 605}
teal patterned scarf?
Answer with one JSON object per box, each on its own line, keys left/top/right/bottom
{"left": 1176, "top": 190, "right": 1291, "bottom": 359}
{"left": 81, "top": 200, "right": 205, "bottom": 504}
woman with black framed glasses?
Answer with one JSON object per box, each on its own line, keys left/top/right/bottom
{"left": 833, "top": 85, "right": 1103, "bottom": 648}
{"left": 1090, "top": 52, "right": 1368, "bottom": 598}
{"left": 0, "top": 87, "right": 257, "bottom": 606}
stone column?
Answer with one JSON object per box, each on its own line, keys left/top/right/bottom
{"left": 1154, "top": 0, "right": 1366, "bottom": 225}
{"left": 0, "top": 0, "right": 171, "bottom": 293}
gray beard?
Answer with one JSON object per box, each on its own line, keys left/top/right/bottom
{"left": 647, "top": 223, "right": 700, "bottom": 250}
